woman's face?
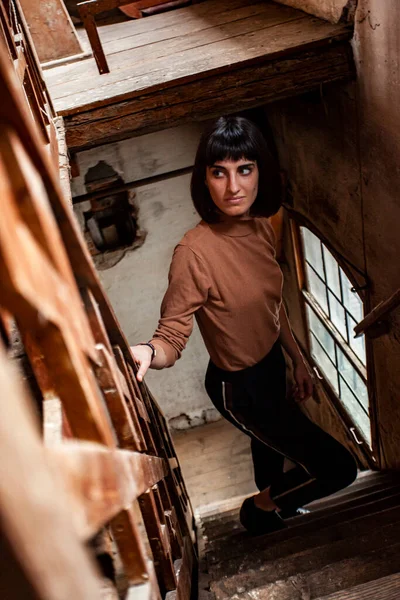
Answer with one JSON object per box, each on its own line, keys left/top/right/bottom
{"left": 205, "top": 158, "right": 259, "bottom": 219}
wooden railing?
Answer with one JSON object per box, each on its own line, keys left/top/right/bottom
{"left": 0, "top": 3, "right": 196, "bottom": 598}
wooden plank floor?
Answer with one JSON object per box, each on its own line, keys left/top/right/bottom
{"left": 172, "top": 419, "right": 257, "bottom": 515}
{"left": 44, "top": 0, "right": 354, "bottom": 150}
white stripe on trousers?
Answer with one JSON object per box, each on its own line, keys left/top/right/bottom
{"left": 221, "top": 381, "right": 316, "bottom": 501}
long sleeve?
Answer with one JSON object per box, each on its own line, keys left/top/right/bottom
{"left": 152, "top": 244, "right": 210, "bottom": 367}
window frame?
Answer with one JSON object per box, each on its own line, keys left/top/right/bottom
{"left": 290, "top": 220, "right": 374, "bottom": 455}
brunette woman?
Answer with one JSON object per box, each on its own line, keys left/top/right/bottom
{"left": 131, "top": 116, "right": 357, "bottom": 536}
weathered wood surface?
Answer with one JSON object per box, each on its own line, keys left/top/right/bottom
{"left": 43, "top": 0, "right": 354, "bottom": 150}
{"left": 232, "top": 542, "right": 400, "bottom": 600}
{"left": 121, "top": 0, "right": 193, "bottom": 19}
{"left": 65, "top": 43, "right": 354, "bottom": 151}
{"left": 51, "top": 441, "right": 168, "bottom": 539}
{"left": 274, "top": 0, "right": 357, "bottom": 24}
{"left": 207, "top": 487, "right": 400, "bottom": 563}
{"left": 0, "top": 27, "right": 196, "bottom": 600}
{"left": 211, "top": 519, "right": 400, "bottom": 598}
{"left": 19, "top": 0, "right": 83, "bottom": 63}
{"left": 78, "top": 0, "right": 185, "bottom": 73}
{"left": 354, "top": 288, "right": 400, "bottom": 338}
{"left": 315, "top": 573, "right": 400, "bottom": 599}
{"left": 210, "top": 504, "right": 400, "bottom": 582}
{"left": 202, "top": 469, "right": 400, "bottom": 600}
{"left": 0, "top": 344, "right": 102, "bottom": 600}
{"left": 176, "top": 536, "right": 194, "bottom": 600}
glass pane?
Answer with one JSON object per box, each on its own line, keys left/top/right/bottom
{"left": 323, "top": 246, "right": 341, "bottom": 298}
{"left": 337, "top": 348, "right": 369, "bottom": 411}
{"left": 310, "top": 334, "right": 339, "bottom": 394}
{"left": 347, "top": 314, "right": 366, "bottom": 365}
{"left": 301, "top": 228, "right": 324, "bottom": 278}
{"left": 306, "top": 305, "right": 335, "bottom": 362}
{"left": 340, "top": 269, "right": 363, "bottom": 322}
{"left": 306, "top": 265, "right": 328, "bottom": 314}
{"left": 339, "top": 377, "right": 372, "bottom": 447}
{"left": 328, "top": 291, "right": 347, "bottom": 340}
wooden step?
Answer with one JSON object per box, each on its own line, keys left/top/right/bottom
{"left": 315, "top": 572, "right": 400, "bottom": 599}
{"left": 201, "top": 471, "right": 390, "bottom": 526}
{"left": 202, "top": 472, "right": 400, "bottom": 535}
{"left": 203, "top": 479, "right": 400, "bottom": 541}
{"left": 224, "top": 541, "right": 400, "bottom": 600}
{"left": 205, "top": 489, "right": 400, "bottom": 565}
{"left": 204, "top": 483, "right": 400, "bottom": 547}
{"left": 210, "top": 519, "right": 400, "bottom": 598}
{"left": 208, "top": 504, "right": 400, "bottom": 581}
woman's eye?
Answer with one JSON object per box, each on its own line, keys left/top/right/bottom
{"left": 239, "top": 166, "right": 252, "bottom": 175}
{"left": 212, "top": 169, "right": 224, "bottom": 178}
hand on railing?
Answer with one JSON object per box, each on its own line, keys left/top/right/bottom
{"left": 130, "top": 344, "right": 153, "bottom": 382}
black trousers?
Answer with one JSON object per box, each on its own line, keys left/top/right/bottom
{"left": 205, "top": 341, "right": 357, "bottom": 513}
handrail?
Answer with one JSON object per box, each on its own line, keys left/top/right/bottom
{"left": 354, "top": 288, "right": 400, "bottom": 338}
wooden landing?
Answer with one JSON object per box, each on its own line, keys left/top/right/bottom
{"left": 44, "top": 0, "right": 355, "bottom": 151}
{"left": 173, "top": 418, "right": 257, "bottom": 513}
{"left": 200, "top": 470, "right": 400, "bottom": 600}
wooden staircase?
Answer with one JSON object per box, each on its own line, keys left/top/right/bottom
{"left": 0, "top": 3, "right": 196, "bottom": 599}
{"left": 200, "top": 471, "right": 400, "bottom": 600}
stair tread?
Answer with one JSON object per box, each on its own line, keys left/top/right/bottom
{"left": 201, "top": 471, "right": 399, "bottom": 527}
{"left": 205, "top": 489, "right": 400, "bottom": 563}
{"left": 208, "top": 504, "right": 400, "bottom": 580}
{"left": 219, "top": 541, "right": 400, "bottom": 600}
{"left": 202, "top": 476, "right": 400, "bottom": 536}
{"left": 210, "top": 518, "right": 400, "bottom": 598}
{"left": 315, "top": 572, "right": 400, "bottom": 599}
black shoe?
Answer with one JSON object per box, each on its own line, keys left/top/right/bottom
{"left": 239, "top": 496, "right": 287, "bottom": 536}
{"left": 279, "top": 506, "right": 311, "bottom": 519}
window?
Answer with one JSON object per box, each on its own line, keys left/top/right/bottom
{"left": 299, "top": 227, "right": 371, "bottom": 447}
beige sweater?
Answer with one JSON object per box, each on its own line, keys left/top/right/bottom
{"left": 152, "top": 217, "right": 283, "bottom": 372}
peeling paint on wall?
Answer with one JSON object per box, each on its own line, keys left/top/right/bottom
{"left": 169, "top": 408, "right": 221, "bottom": 431}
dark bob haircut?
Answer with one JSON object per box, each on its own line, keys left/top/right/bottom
{"left": 190, "top": 116, "right": 282, "bottom": 223}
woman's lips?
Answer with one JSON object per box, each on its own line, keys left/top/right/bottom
{"left": 225, "top": 196, "right": 244, "bottom": 204}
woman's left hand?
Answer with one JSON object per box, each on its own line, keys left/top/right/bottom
{"left": 292, "top": 360, "right": 314, "bottom": 402}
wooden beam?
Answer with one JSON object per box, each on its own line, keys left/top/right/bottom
{"left": 176, "top": 536, "right": 194, "bottom": 600}
{"left": 139, "top": 489, "right": 177, "bottom": 593}
{"left": 111, "top": 504, "right": 159, "bottom": 589}
{"left": 64, "top": 43, "right": 354, "bottom": 151}
{"left": 354, "top": 288, "right": 400, "bottom": 338}
{"left": 50, "top": 440, "right": 168, "bottom": 539}
{"left": 77, "top": 0, "right": 172, "bottom": 73}
{"left": 94, "top": 344, "right": 144, "bottom": 450}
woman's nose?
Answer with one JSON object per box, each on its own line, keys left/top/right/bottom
{"left": 227, "top": 173, "right": 240, "bottom": 194}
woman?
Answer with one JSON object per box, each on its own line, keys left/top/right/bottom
{"left": 131, "top": 116, "right": 357, "bottom": 536}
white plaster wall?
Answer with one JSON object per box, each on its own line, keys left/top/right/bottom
{"left": 72, "top": 124, "right": 220, "bottom": 428}
{"left": 100, "top": 174, "right": 218, "bottom": 427}
{"left": 71, "top": 123, "right": 205, "bottom": 196}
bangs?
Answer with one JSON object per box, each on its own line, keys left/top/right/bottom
{"left": 191, "top": 115, "right": 282, "bottom": 223}
{"left": 205, "top": 127, "right": 258, "bottom": 166}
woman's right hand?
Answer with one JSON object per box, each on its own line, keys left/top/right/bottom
{"left": 130, "top": 344, "right": 153, "bottom": 382}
